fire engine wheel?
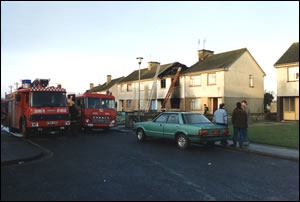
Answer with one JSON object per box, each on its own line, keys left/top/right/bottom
{"left": 21, "top": 119, "right": 31, "bottom": 138}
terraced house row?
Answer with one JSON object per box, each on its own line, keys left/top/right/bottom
{"left": 89, "top": 42, "right": 299, "bottom": 121}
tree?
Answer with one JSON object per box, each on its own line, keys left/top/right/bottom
{"left": 264, "top": 91, "right": 274, "bottom": 112}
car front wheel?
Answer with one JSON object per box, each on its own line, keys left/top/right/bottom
{"left": 136, "top": 128, "right": 146, "bottom": 142}
{"left": 177, "top": 134, "right": 189, "bottom": 149}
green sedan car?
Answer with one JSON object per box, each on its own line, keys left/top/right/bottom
{"left": 134, "top": 112, "right": 230, "bottom": 149}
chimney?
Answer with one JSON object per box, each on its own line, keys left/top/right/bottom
{"left": 90, "top": 83, "right": 94, "bottom": 89}
{"left": 147, "top": 61, "right": 160, "bottom": 71}
{"left": 107, "top": 75, "right": 112, "bottom": 84}
{"left": 198, "top": 49, "right": 214, "bottom": 61}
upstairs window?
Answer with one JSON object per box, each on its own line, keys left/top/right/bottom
{"left": 288, "top": 67, "right": 299, "bottom": 81}
{"left": 161, "top": 79, "right": 166, "bottom": 88}
{"left": 121, "top": 84, "right": 126, "bottom": 92}
{"left": 208, "top": 73, "right": 216, "bottom": 85}
{"left": 190, "top": 76, "right": 201, "bottom": 86}
{"left": 171, "top": 77, "right": 180, "bottom": 87}
{"left": 249, "top": 75, "right": 254, "bottom": 87}
{"left": 127, "top": 84, "right": 132, "bottom": 92}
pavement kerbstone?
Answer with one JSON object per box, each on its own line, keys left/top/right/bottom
{"left": 1, "top": 130, "right": 44, "bottom": 166}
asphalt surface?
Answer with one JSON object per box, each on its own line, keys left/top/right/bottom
{"left": 1, "top": 128, "right": 299, "bottom": 200}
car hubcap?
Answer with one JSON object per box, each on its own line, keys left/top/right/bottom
{"left": 178, "top": 136, "right": 186, "bottom": 147}
{"left": 137, "top": 131, "right": 143, "bottom": 140}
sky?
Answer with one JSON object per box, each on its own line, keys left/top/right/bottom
{"left": 1, "top": 1, "right": 299, "bottom": 98}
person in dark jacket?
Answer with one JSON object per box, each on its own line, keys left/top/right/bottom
{"left": 231, "top": 102, "right": 248, "bottom": 148}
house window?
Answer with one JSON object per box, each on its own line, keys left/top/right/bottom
{"left": 140, "top": 83, "right": 144, "bottom": 91}
{"left": 249, "top": 75, "right": 254, "bottom": 87}
{"left": 140, "top": 99, "right": 144, "bottom": 109}
{"left": 170, "top": 98, "right": 180, "bottom": 109}
{"left": 161, "top": 79, "right": 166, "bottom": 88}
{"left": 288, "top": 67, "right": 299, "bottom": 81}
{"left": 208, "top": 73, "right": 216, "bottom": 85}
{"left": 190, "top": 76, "right": 201, "bottom": 86}
{"left": 284, "top": 97, "right": 295, "bottom": 112}
{"left": 126, "top": 100, "right": 132, "bottom": 108}
{"left": 190, "top": 98, "right": 201, "bottom": 110}
{"left": 121, "top": 84, "right": 126, "bottom": 92}
{"left": 127, "top": 84, "right": 132, "bottom": 92}
{"left": 171, "top": 77, "right": 180, "bottom": 87}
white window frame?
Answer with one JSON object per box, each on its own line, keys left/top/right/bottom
{"left": 190, "top": 98, "right": 201, "bottom": 110}
{"left": 208, "top": 73, "right": 216, "bottom": 85}
{"left": 190, "top": 75, "right": 201, "bottom": 86}
{"left": 249, "top": 75, "right": 254, "bottom": 87}
{"left": 288, "top": 67, "right": 299, "bottom": 81}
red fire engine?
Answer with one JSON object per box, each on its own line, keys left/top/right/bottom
{"left": 4, "top": 79, "right": 70, "bottom": 137}
{"left": 71, "top": 92, "right": 116, "bottom": 131}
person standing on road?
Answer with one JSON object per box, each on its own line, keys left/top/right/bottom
{"left": 204, "top": 104, "right": 209, "bottom": 114}
{"left": 241, "top": 100, "right": 250, "bottom": 146}
{"left": 213, "top": 103, "right": 229, "bottom": 146}
{"left": 231, "top": 102, "right": 248, "bottom": 148}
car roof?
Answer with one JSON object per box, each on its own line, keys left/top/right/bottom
{"left": 162, "top": 112, "right": 202, "bottom": 115}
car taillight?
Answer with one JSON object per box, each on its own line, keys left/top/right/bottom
{"left": 223, "top": 129, "right": 229, "bottom": 135}
{"left": 199, "top": 129, "right": 208, "bottom": 135}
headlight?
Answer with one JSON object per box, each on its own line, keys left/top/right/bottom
{"left": 65, "top": 120, "right": 71, "bottom": 126}
{"left": 86, "top": 119, "right": 89, "bottom": 123}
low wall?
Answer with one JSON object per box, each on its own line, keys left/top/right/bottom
{"left": 125, "top": 111, "right": 161, "bottom": 128}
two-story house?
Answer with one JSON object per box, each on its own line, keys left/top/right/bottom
{"left": 182, "top": 48, "right": 266, "bottom": 115}
{"left": 89, "top": 75, "right": 124, "bottom": 108}
{"left": 117, "top": 62, "right": 188, "bottom": 112}
{"left": 274, "top": 42, "right": 299, "bottom": 121}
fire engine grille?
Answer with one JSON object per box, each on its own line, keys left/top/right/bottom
{"left": 29, "top": 114, "right": 70, "bottom": 121}
{"left": 92, "top": 116, "right": 110, "bottom": 123}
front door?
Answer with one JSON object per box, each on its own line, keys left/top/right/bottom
{"left": 151, "top": 100, "right": 156, "bottom": 110}
{"left": 213, "top": 98, "right": 218, "bottom": 113}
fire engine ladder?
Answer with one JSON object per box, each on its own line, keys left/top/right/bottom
{"left": 145, "top": 65, "right": 161, "bottom": 112}
{"left": 161, "top": 67, "right": 182, "bottom": 111}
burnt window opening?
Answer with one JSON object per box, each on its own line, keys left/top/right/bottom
{"left": 170, "top": 98, "right": 180, "bottom": 109}
{"left": 171, "top": 78, "right": 180, "bottom": 87}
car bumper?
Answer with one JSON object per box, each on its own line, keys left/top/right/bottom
{"left": 188, "top": 134, "right": 230, "bottom": 143}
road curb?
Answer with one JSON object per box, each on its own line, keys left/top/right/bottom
{"left": 216, "top": 144, "right": 299, "bottom": 162}
{"left": 1, "top": 130, "right": 53, "bottom": 166}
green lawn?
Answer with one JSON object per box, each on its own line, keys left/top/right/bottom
{"left": 229, "top": 123, "right": 299, "bottom": 149}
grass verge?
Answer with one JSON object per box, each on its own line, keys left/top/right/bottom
{"left": 229, "top": 123, "right": 299, "bottom": 149}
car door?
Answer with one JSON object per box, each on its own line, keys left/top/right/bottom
{"left": 163, "top": 113, "right": 180, "bottom": 138}
{"left": 147, "top": 113, "right": 169, "bottom": 137}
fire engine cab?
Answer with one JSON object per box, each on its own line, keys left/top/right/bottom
{"left": 4, "top": 79, "right": 70, "bottom": 137}
{"left": 71, "top": 92, "right": 116, "bottom": 131}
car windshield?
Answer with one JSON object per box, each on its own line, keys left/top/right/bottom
{"left": 31, "top": 92, "right": 67, "bottom": 107}
{"left": 84, "top": 97, "right": 100, "bottom": 109}
{"left": 102, "top": 98, "right": 115, "bottom": 109}
{"left": 182, "top": 113, "right": 211, "bottom": 124}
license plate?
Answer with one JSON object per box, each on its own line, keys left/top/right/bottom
{"left": 47, "top": 121, "right": 58, "bottom": 125}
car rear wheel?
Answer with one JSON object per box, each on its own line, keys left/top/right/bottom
{"left": 177, "top": 133, "right": 189, "bottom": 149}
{"left": 137, "top": 128, "right": 146, "bottom": 142}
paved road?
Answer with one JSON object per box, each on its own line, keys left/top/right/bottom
{"left": 1, "top": 129, "right": 299, "bottom": 200}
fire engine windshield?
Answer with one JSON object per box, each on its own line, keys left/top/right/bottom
{"left": 31, "top": 92, "right": 67, "bottom": 107}
{"left": 101, "top": 98, "right": 115, "bottom": 109}
{"left": 84, "top": 97, "right": 100, "bottom": 109}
